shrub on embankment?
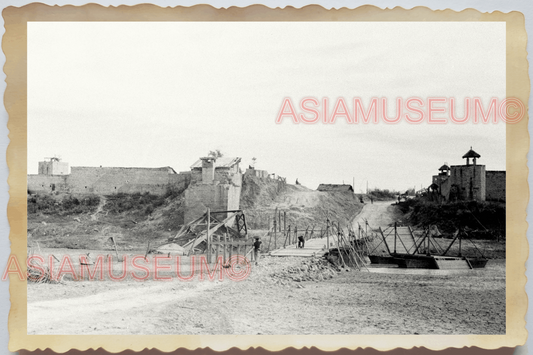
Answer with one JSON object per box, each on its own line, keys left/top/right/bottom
{"left": 27, "top": 194, "right": 101, "bottom": 215}
{"left": 399, "top": 198, "right": 505, "bottom": 239}
{"left": 368, "top": 188, "right": 401, "bottom": 201}
{"left": 27, "top": 188, "right": 187, "bottom": 250}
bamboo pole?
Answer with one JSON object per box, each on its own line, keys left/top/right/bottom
{"left": 339, "top": 231, "right": 359, "bottom": 269}
{"left": 343, "top": 229, "right": 367, "bottom": 270}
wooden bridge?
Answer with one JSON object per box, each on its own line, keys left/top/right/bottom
{"left": 269, "top": 236, "right": 332, "bottom": 257}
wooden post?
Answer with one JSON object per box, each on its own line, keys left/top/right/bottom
{"left": 294, "top": 226, "right": 298, "bottom": 246}
{"left": 111, "top": 236, "right": 121, "bottom": 262}
{"left": 207, "top": 208, "right": 211, "bottom": 264}
{"left": 274, "top": 219, "right": 277, "bottom": 250}
{"left": 224, "top": 232, "right": 227, "bottom": 264}
{"left": 274, "top": 207, "right": 278, "bottom": 232}
{"left": 284, "top": 225, "right": 291, "bottom": 248}
{"left": 326, "top": 220, "right": 330, "bottom": 249}
{"left": 334, "top": 228, "right": 345, "bottom": 267}
{"left": 458, "top": 229, "right": 462, "bottom": 257}
{"left": 427, "top": 227, "right": 431, "bottom": 256}
{"left": 267, "top": 227, "right": 273, "bottom": 252}
{"left": 279, "top": 210, "right": 282, "bottom": 232}
{"left": 283, "top": 211, "right": 287, "bottom": 240}
{"left": 216, "top": 235, "right": 220, "bottom": 261}
{"left": 394, "top": 222, "right": 398, "bottom": 254}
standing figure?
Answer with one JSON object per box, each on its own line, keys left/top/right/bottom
{"left": 298, "top": 235, "right": 305, "bottom": 249}
{"left": 253, "top": 236, "right": 262, "bottom": 265}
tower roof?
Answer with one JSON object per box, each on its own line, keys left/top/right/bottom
{"left": 438, "top": 164, "right": 450, "bottom": 171}
{"left": 462, "top": 148, "right": 480, "bottom": 159}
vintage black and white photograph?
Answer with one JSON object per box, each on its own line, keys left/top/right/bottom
{"left": 25, "top": 20, "right": 508, "bottom": 336}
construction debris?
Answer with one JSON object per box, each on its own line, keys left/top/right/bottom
{"left": 27, "top": 264, "right": 64, "bottom": 284}
{"left": 166, "top": 209, "right": 248, "bottom": 256}
{"left": 270, "top": 257, "right": 340, "bottom": 283}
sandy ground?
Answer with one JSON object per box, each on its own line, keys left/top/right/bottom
{"left": 27, "top": 201, "right": 505, "bottom": 335}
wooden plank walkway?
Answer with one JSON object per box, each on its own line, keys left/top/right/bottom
{"left": 269, "top": 237, "right": 335, "bottom": 257}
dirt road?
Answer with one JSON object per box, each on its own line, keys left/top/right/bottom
{"left": 351, "top": 200, "right": 402, "bottom": 230}
{"left": 27, "top": 256, "right": 505, "bottom": 335}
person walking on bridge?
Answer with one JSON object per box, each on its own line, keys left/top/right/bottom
{"left": 253, "top": 236, "right": 262, "bottom": 265}
{"left": 298, "top": 235, "right": 305, "bottom": 249}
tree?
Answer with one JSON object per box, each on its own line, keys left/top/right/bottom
{"left": 208, "top": 149, "right": 223, "bottom": 158}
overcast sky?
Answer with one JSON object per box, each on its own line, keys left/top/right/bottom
{"left": 28, "top": 21, "right": 506, "bottom": 192}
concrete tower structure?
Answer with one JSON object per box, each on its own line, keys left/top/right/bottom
{"left": 431, "top": 148, "right": 504, "bottom": 202}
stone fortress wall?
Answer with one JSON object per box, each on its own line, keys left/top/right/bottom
{"left": 485, "top": 171, "right": 506, "bottom": 202}
{"left": 28, "top": 159, "right": 191, "bottom": 195}
{"left": 29, "top": 157, "right": 285, "bottom": 224}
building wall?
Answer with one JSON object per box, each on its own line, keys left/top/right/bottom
{"left": 192, "top": 165, "right": 241, "bottom": 184}
{"left": 184, "top": 183, "right": 242, "bottom": 223}
{"left": 28, "top": 175, "right": 68, "bottom": 193}
{"left": 38, "top": 161, "right": 69, "bottom": 175}
{"left": 486, "top": 171, "right": 506, "bottom": 201}
{"left": 432, "top": 165, "right": 505, "bottom": 202}
{"left": 432, "top": 175, "right": 451, "bottom": 201}
{"left": 184, "top": 169, "right": 243, "bottom": 223}
{"left": 28, "top": 166, "right": 191, "bottom": 195}
{"left": 449, "top": 165, "right": 486, "bottom": 201}
{"left": 201, "top": 160, "right": 215, "bottom": 184}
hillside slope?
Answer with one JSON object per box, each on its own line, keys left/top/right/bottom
{"left": 241, "top": 175, "right": 363, "bottom": 231}
{"left": 27, "top": 175, "right": 363, "bottom": 251}
{"left": 27, "top": 190, "right": 186, "bottom": 251}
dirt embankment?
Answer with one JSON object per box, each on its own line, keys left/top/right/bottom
{"left": 28, "top": 175, "right": 363, "bottom": 252}
{"left": 241, "top": 175, "right": 363, "bottom": 230}
{"left": 28, "top": 190, "right": 187, "bottom": 251}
